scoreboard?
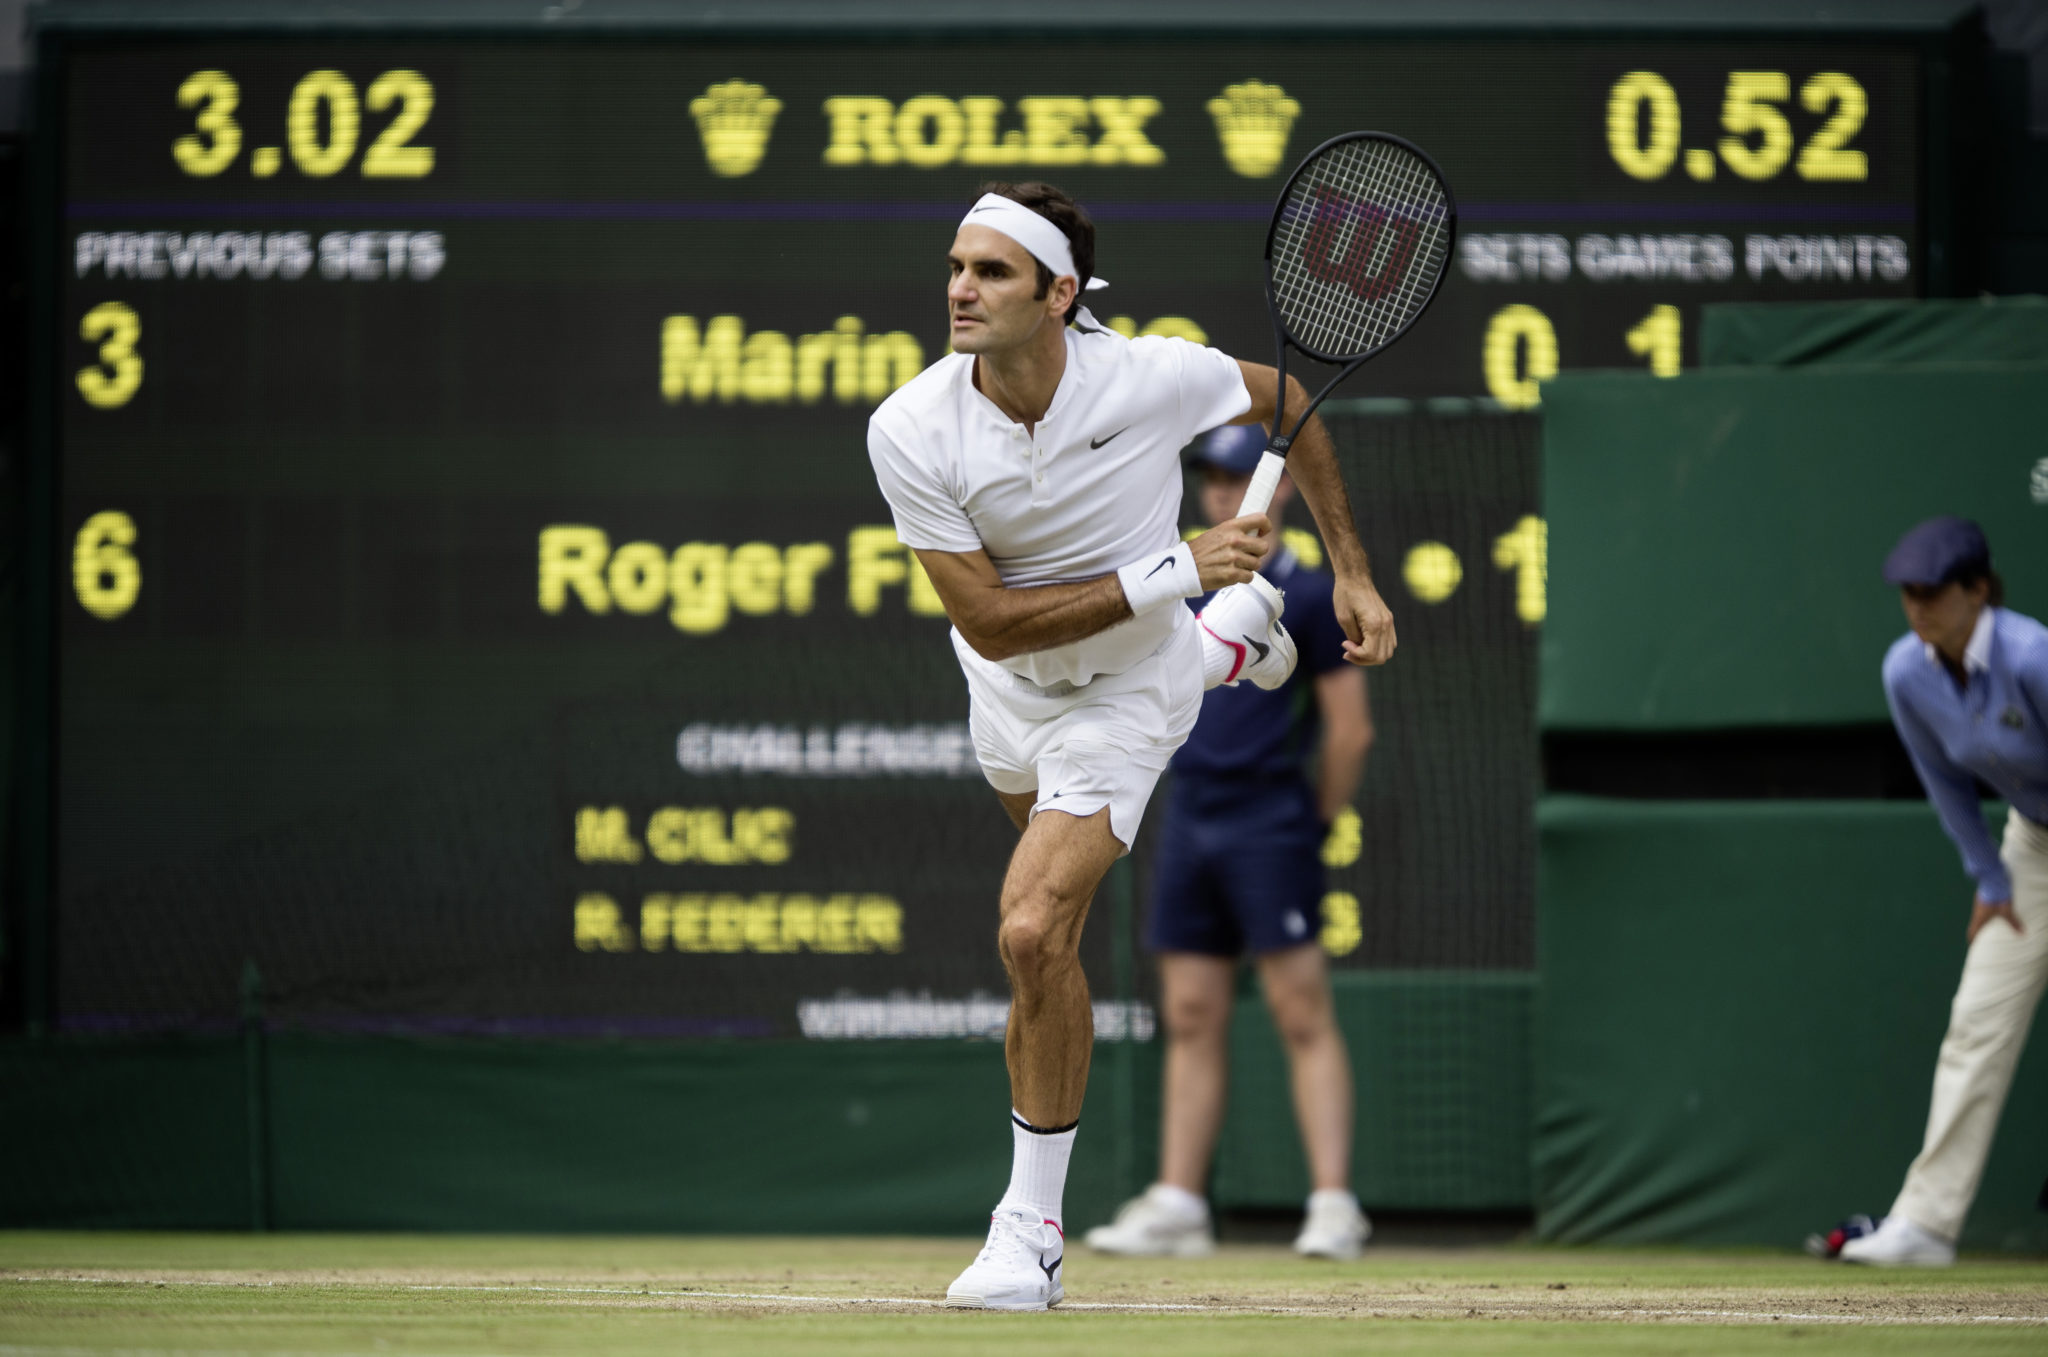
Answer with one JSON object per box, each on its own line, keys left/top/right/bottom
{"left": 23, "top": 8, "right": 1968, "bottom": 1033}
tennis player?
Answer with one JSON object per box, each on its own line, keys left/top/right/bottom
{"left": 867, "top": 181, "right": 1394, "bottom": 1311}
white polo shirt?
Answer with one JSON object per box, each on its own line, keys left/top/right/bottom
{"left": 868, "top": 324, "right": 1252, "bottom": 689}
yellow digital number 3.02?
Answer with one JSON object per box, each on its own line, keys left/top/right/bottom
{"left": 364, "top": 70, "right": 436, "bottom": 177}
{"left": 289, "top": 69, "right": 360, "bottom": 177}
{"left": 173, "top": 69, "right": 241, "bottom": 176}
{"left": 76, "top": 301, "right": 142, "bottom": 409}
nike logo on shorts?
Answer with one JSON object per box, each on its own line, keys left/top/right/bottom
{"left": 1241, "top": 633, "right": 1271, "bottom": 663}
{"left": 1143, "top": 556, "right": 1177, "bottom": 580}
{"left": 1090, "top": 428, "right": 1129, "bottom": 449}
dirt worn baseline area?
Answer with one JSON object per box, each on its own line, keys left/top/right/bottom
{"left": 3, "top": 1233, "right": 2046, "bottom": 1355}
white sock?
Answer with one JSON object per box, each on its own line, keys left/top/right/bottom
{"left": 997, "top": 1110, "right": 1077, "bottom": 1226}
{"left": 1196, "top": 621, "right": 1243, "bottom": 688}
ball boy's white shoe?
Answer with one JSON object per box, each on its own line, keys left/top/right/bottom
{"left": 1293, "top": 1188, "right": 1372, "bottom": 1261}
{"left": 1197, "top": 574, "right": 1297, "bottom": 690}
{"left": 1083, "top": 1185, "right": 1216, "bottom": 1257}
{"left": 945, "top": 1207, "right": 1066, "bottom": 1310}
{"left": 1837, "top": 1215, "right": 1956, "bottom": 1268}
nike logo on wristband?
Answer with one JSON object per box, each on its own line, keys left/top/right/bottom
{"left": 1143, "top": 556, "right": 1177, "bottom": 580}
{"left": 1241, "top": 634, "right": 1271, "bottom": 663}
{"left": 1090, "top": 428, "right": 1130, "bottom": 449}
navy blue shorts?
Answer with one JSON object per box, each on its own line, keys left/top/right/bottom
{"left": 1146, "top": 782, "right": 1327, "bottom": 957}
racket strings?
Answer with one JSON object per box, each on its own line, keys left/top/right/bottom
{"left": 1271, "top": 138, "right": 1451, "bottom": 360}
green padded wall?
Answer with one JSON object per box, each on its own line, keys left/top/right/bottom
{"left": 0, "top": 1036, "right": 253, "bottom": 1229}
{"left": 0, "top": 973, "right": 1529, "bottom": 1230}
{"left": 1541, "top": 364, "right": 2048, "bottom": 731}
{"left": 1702, "top": 297, "right": 2048, "bottom": 367}
{"left": 1535, "top": 797, "right": 2048, "bottom": 1251}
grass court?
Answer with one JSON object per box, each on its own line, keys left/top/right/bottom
{"left": 4, "top": 1231, "right": 2044, "bottom": 1355}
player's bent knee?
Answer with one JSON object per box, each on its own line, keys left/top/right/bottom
{"left": 997, "top": 911, "right": 1061, "bottom": 979}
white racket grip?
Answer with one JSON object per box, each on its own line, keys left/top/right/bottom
{"left": 1240, "top": 451, "right": 1287, "bottom": 527}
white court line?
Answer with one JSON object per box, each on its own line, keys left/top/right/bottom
{"left": 398, "top": 1281, "right": 1214, "bottom": 1312}
{"left": 1587, "top": 1308, "right": 2045, "bottom": 1326}
{"left": 8, "top": 1276, "right": 2047, "bottom": 1325}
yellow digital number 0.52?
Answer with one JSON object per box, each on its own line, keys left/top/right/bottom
{"left": 1718, "top": 72, "right": 1796, "bottom": 181}
{"left": 1798, "top": 73, "right": 1869, "bottom": 181}
{"left": 76, "top": 302, "right": 142, "bottom": 409}
{"left": 173, "top": 69, "right": 242, "bottom": 176}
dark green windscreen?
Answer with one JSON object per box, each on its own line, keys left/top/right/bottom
{"left": 1540, "top": 364, "right": 2048, "bottom": 732}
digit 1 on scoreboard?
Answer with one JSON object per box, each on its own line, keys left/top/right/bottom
{"left": 1626, "top": 305, "right": 1682, "bottom": 378}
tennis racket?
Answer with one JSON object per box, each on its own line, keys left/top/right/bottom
{"left": 1238, "top": 132, "right": 1457, "bottom": 519}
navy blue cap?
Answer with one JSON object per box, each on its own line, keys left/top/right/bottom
{"left": 1882, "top": 516, "right": 1991, "bottom": 587}
{"left": 1186, "top": 424, "right": 1270, "bottom": 474}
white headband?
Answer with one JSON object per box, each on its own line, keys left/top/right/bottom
{"left": 961, "top": 193, "right": 1110, "bottom": 292}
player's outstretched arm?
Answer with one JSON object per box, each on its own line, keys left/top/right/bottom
{"left": 1232, "top": 360, "right": 1397, "bottom": 667}
{"left": 916, "top": 526, "right": 1270, "bottom": 663}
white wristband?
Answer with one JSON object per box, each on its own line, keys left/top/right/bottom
{"left": 1117, "top": 541, "right": 1201, "bottom": 616}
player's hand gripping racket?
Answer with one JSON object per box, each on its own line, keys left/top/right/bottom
{"left": 1238, "top": 132, "right": 1457, "bottom": 520}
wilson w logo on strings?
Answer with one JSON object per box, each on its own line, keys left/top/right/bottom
{"left": 1299, "top": 186, "right": 1429, "bottom": 303}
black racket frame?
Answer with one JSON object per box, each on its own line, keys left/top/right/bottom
{"left": 1258, "top": 130, "right": 1459, "bottom": 459}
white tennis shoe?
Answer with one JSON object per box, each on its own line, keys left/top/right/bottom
{"left": 1083, "top": 1185, "right": 1216, "bottom": 1257}
{"left": 1837, "top": 1215, "right": 1955, "bottom": 1267}
{"left": 1293, "top": 1188, "right": 1371, "bottom": 1260}
{"left": 945, "top": 1207, "right": 1066, "bottom": 1310}
{"left": 1197, "top": 573, "right": 1297, "bottom": 690}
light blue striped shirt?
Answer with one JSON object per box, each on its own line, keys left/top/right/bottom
{"left": 1881, "top": 607, "right": 2048, "bottom": 902}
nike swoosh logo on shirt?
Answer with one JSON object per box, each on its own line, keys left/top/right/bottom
{"left": 1090, "top": 428, "right": 1130, "bottom": 449}
{"left": 1240, "top": 634, "right": 1271, "bottom": 663}
{"left": 1143, "top": 556, "right": 1177, "bottom": 580}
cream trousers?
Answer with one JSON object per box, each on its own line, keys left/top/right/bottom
{"left": 1891, "top": 808, "right": 2048, "bottom": 1242}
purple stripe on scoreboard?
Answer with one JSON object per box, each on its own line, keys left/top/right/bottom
{"left": 61, "top": 199, "right": 1919, "bottom": 225}
{"left": 60, "top": 1012, "right": 782, "bottom": 1038}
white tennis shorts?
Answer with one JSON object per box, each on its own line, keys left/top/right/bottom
{"left": 952, "top": 610, "right": 1204, "bottom": 853}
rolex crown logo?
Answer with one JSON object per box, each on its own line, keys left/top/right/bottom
{"left": 690, "top": 79, "right": 783, "bottom": 177}
{"left": 1207, "top": 80, "right": 1301, "bottom": 178}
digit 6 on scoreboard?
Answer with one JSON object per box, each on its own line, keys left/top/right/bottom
{"left": 74, "top": 511, "right": 141, "bottom": 620}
